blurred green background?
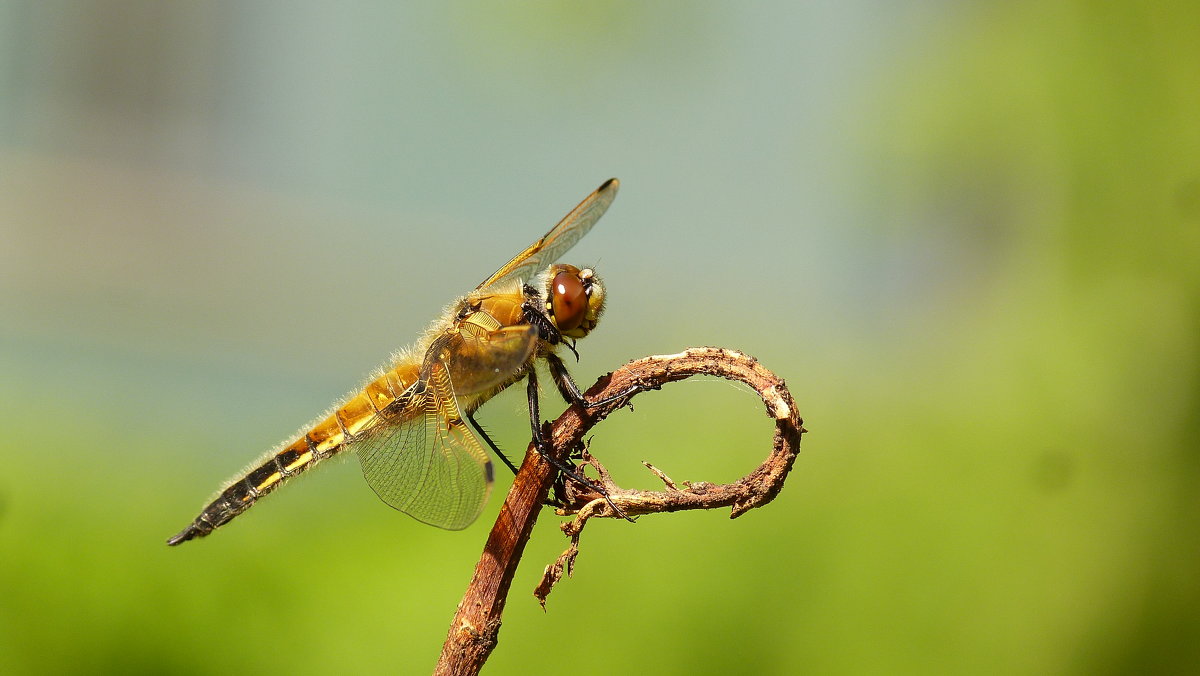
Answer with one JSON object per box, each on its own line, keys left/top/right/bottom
{"left": 2, "top": 2, "right": 1198, "bottom": 674}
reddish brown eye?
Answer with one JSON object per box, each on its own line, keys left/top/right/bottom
{"left": 550, "top": 270, "right": 586, "bottom": 332}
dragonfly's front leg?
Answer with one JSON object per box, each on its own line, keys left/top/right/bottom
{"left": 544, "top": 352, "right": 642, "bottom": 410}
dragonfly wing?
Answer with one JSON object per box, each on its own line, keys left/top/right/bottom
{"left": 355, "top": 358, "right": 493, "bottom": 530}
{"left": 476, "top": 178, "right": 619, "bottom": 292}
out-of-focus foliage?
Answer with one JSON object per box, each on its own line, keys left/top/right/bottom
{"left": 1, "top": 2, "right": 1197, "bottom": 674}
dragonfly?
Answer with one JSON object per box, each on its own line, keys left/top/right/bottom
{"left": 167, "top": 179, "right": 628, "bottom": 546}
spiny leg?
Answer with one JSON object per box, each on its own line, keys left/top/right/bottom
{"left": 466, "top": 410, "right": 520, "bottom": 476}
{"left": 524, "top": 295, "right": 641, "bottom": 410}
{"left": 526, "top": 367, "right": 633, "bottom": 521}
{"left": 468, "top": 406, "right": 566, "bottom": 508}
{"left": 544, "top": 352, "right": 643, "bottom": 411}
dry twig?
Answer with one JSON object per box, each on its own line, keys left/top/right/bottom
{"left": 433, "top": 347, "right": 804, "bottom": 676}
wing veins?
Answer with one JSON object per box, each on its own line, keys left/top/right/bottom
{"left": 476, "top": 178, "right": 618, "bottom": 291}
{"left": 355, "top": 352, "right": 492, "bottom": 530}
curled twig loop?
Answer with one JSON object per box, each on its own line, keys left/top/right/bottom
{"left": 434, "top": 347, "right": 804, "bottom": 676}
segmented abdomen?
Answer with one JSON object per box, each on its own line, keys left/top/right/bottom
{"left": 166, "top": 361, "right": 420, "bottom": 545}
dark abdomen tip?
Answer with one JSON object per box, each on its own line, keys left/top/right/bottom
{"left": 166, "top": 523, "right": 202, "bottom": 546}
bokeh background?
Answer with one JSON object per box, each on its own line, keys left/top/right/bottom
{"left": 3, "top": 2, "right": 1198, "bottom": 674}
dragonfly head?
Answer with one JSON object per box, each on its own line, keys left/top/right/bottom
{"left": 544, "top": 264, "right": 605, "bottom": 340}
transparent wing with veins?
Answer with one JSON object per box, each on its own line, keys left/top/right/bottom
{"left": 476, "top": 177, "right": 619, "bottom": 292}
{"left": 354, "top": 360, "right": 489, "bottom": 530}
{"left": 354, "top": 328, "right": 537, "bottom": 530}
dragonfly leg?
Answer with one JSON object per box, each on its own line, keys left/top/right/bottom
{"left": 526, "top": 368, "right": 634, "bottom": 522}
{"left": 466, "top": 410, "right": 520, "bottom": 476}
{"left": 544, "top": 352, "right": 643, "bottom": 410}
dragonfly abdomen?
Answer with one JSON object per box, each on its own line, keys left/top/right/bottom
{"left": 166, "top": 362, "right": 421, "bottom": 545}
{"left": 165, "top": 433, "right": 330, "bottom": 545}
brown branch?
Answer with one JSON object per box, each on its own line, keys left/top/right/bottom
{"left": 433, "top": 347, "right": 805, "bottom": 676}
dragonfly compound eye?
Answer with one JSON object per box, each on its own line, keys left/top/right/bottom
{"left": 550, "top": 270, "right": 587, "bottom": 333}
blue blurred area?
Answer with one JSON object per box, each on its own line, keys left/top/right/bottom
{"left": 2, "top": 2, "right": 1198, "bottom": 674}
